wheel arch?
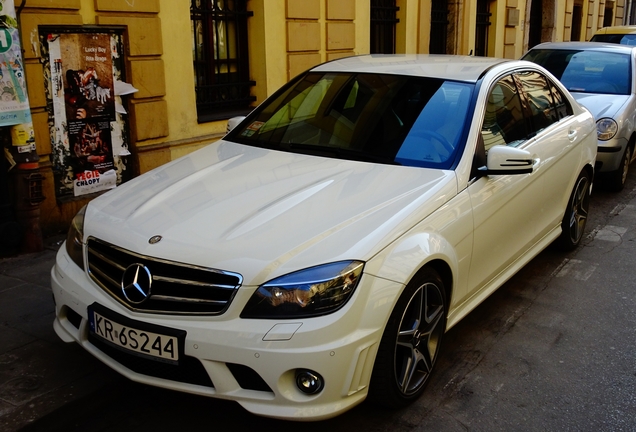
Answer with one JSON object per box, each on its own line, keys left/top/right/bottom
{"left": 583, "top": 162, "right": 595, "bottom": 184}
{"left": 422, "top": 259, "right": 453, "bottom": 311}
{"left": 628, "top": 131, "right": 636, "bottom": 156}
{"left": 366, "top": 230, "right": 462, "bottom": 322}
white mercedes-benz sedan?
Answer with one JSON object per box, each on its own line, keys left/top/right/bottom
{"left": 52, "top": 55, "right": 597, "bottom": 421}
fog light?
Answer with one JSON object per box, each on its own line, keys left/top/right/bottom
{"left": 295, "top": 369, "right": 324, "bottom": 395}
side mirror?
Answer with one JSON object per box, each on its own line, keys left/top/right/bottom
{"left": 478, "top": 145, "right": 535, "bottom": 175}
{"left": 226, "top": 116, "right": 246, "bottom": 133}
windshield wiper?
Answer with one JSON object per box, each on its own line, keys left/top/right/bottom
{"left": 288, "top": 143, "right": 401, "bottom": 165}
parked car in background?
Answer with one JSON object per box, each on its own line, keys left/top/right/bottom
{"left": 523, "top": 42, "right": 636, "bottom": 191}
{"left": 591, "top": 25, "right": 636, "bottom": 45}
{"left": 51, "top": 55, "right": 596, "bottom": 420}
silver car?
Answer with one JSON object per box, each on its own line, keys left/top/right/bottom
{"left": 523, "top": 42, "right": 636, "bottom": 191}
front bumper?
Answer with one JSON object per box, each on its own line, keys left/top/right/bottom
{"left": 51, "top": 245, "right": 402, "bottom": 420}
{"left": 596, "top": 136, "right": 628, "bottom": 173}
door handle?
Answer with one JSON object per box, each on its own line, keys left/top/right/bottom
{"left": 567, "top": 129, "right": 577, "bottom": 142}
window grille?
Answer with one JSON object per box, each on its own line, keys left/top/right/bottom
{"left": 430, "top": 0, "right": 449, "bottom": 54}
{"left": 191, "top": 0, "right": 256, "bottom": 122}
{"left": 475, "top": 0, "right": 491, "bottom": 56}
{"left": 370, "top": 0, "right": 399, "bottom": 54}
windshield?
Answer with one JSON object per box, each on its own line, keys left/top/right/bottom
{"left": 591, "top": 33, "right": 636, "bottom": 45}
{"left": 226, "top": 72, "right": 474, "bottom": 169}
{"left": 523, "top": 49, "right": 631, "bottom": 95}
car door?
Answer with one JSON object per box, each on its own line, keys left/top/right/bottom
{"left": 514, "top": 70, "right": 583, "bottom": 237}
{"left": 460, "top": 72, "right": 552, "bottom": 305}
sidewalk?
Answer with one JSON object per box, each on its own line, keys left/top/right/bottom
{"left": 0, "top": 235, "right": 117, "bottom": 432}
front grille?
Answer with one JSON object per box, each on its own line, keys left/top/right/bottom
{"left": 86, "top": 237, "right": 242, "bottom": 315}
{"left": 89, "top": 333, "right": 214, "bottom": 388}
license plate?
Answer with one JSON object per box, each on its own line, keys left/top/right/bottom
{"left": 88, "top": 304, "right": 184, "bottom": 364}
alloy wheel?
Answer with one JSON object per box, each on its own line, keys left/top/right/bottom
{"left": 393, "top": 281, "right": 445, "bottom": 395}
{"left": 567, "top": 174, "right": 590, "bottom": 245}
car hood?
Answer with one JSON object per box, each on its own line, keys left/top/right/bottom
{"left": 85, "top": 141, "right": 457, "bottom": 285}
{"left": 571, "top": 92, "right": 630, "bottom": 120}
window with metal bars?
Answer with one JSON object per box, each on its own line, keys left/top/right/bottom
{"left": 370, "top": 0, "right": 399, "bottom": 54}
{"left": 191, "top": 0, "right": 256, "bottom": 122}
{"left": 475, "top": 0, "right": 491, "bottom": 56}
{"left": 430, "top": 0, "right": 449, "bottom": 54}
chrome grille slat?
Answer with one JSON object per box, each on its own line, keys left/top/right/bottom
{"left": 151, "top": 295, "right": 227, "bottom": 305}
{"left": 86, "top": 237, "right": 242, "bottom": 315}
{"left": 88, "top": 263, "right": 120, "bottom": 290}
{"left": 152, "top": 275, "right": 235, "bottom": 289}
{"left": 89, "top": 248, "right": 127, "bottom": 272}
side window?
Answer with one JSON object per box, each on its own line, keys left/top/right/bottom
{"left": 515, "top": 70, "right": 558, "bottom": 135}
{"left": 481, "top": 75, "right": 528, "bottom": 151}
{"left": 548, "top": 81, "right": 574, "bottom": 120}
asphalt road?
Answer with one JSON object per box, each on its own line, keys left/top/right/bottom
{"left": 18, "top": 170, "right": 636, "bottom": 432}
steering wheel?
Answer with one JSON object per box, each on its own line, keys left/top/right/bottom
{"left": 417, "top": 130, "right": 454, "bottom": 154}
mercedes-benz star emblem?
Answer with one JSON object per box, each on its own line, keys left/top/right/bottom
{"left": 149, "top": 235, "right": 162, "bottom": 244}
{"left": 121, "top": 263, "right": 152, "bottom": 304}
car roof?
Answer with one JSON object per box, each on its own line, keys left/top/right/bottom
{"left": 594, "top": 25, "right": 636, "bottom": 35}
{"left": 310, "top": 54, "right": 512, "bottom": 83}
{"left": 528, "top": 41, "right": 636, "bottom": 54}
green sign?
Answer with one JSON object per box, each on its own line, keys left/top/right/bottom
{"left": 0, "top": 28, "right": 12, "bottom": 54}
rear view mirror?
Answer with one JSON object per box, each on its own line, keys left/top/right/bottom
{"left": 478, "top": 145, "right": 535, "bottom": 175}
{"left": 226, "top": 116, "right": 246, "bottom": 133}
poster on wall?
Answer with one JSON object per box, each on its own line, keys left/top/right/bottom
{"left": 68, "top": 120, "right": 117, "bottom": 195}
{"left": 47, "top": 32, "right": 125, "bottom": 197}
{"left": 0, "top": 0, "right": 32, "bottom": 127}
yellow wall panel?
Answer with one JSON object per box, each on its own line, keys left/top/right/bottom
{"left": 25, "top": 0, "right": 80, "bottom": 9}
{"left": 504, "top": 27, "right": 516, "bottom": 45}
{"left": 327, "top": 0, "right": 355, "bottom": 20}
{"left": 32, "top": 111, "right": 52, "bottom": 156}
{"left": 130, "top": 99, "right": 169, "bottom": 141}
{"left": 504, "top": 44, "right": 516, "bottom": 59}
{"left": 137, "top": 147, "right": 171, "bottom": 173}
{"left": 25, "top": 63, "right": 47, "bottom": 109}
{"left": 287, "top": 22, "right": 321, "bottom": 51}
{"left": 19, "top": 13, "right": 83, "bottom": 59}
{"left": 130, "top": 59, "right": 166, "bottom": 99}
{"left": 95, "top": 0, "right": 160, "bottom": 13}
{"left": 327, "top": 22, "right": 355, "bottom": 51}
{"left": 171, "top": 142, "right": 213, "bottom": 160}
{"left": 288, "top": 53, "right": 321, "bottom": 78}
{"left": 96, "top": 16, "right": 163, "bottom": 56}
{"left": 287, "top": 0, "right": 320, "bottom": 19}
{"left": 327, "top": 51, "right": 354, "bottom": 61}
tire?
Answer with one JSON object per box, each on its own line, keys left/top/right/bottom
{"left": 605, "top": 145, "right": 631, "bottom": 192}
{"left": 368, "top": 267, "right": 447, "bottom": 408}
{"left": 556, "top": 170, "right": 591, "bottom": 251}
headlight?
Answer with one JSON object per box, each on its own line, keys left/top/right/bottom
{"left": 65, "top": 205, "right": 86, "bottom": 270}
{"left": 241, "top": 260, "right": 364, "bottom": 318}
{"left": 597, "top": 118, "right": 618, "bottom": 141}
